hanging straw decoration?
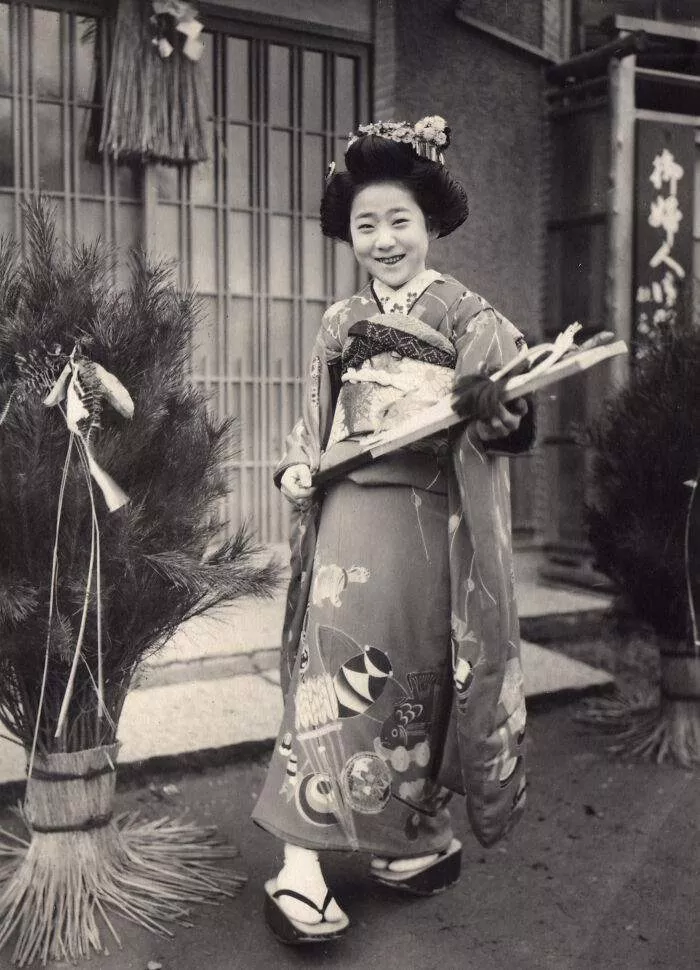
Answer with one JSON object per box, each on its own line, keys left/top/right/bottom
{"left": 0, "top": 200, "right": 280, "bottom": 964}
{"left": 99, "top": 0, "right": 208, "bottom": 166}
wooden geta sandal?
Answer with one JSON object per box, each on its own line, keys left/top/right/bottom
{"left": 370, "top": 838, "right": 462, "bottom": 896}
{"left": 264, "top": 879, "right": 349, "bottom": 944}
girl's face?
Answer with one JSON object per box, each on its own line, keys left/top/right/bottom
{"left": 349, "top": 181, "right": 432, "bottom": 289}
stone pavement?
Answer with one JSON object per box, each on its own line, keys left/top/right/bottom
{"left": 0, "top": 550, "right": 613, "bottom": 787}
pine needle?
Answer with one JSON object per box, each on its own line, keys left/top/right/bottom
{"left": 0, "top": 200, "right": 276, "bottom": 963}
{"left": 586, "top": 318, "right": 700, "bottom": 642}
{"left": 0, "top": 199, "right": 281, "bottom": 752}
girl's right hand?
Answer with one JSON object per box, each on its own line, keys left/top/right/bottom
{"left": 475, "top": 397, "right": 528, "bottom": 441}
{"left": 280, "top": 464, "right": 317, "bottom": 506}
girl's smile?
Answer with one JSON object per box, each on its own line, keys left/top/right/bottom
{"left": 375, "top": 254, "right": 405, "bottom": 265}
{"left": 349, "top": 182, "right": 432, "bottom": 288}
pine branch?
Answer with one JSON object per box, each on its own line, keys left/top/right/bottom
{"left": 0, "top": 200, "right": 280, "bottom": 751}
{"left": 144, "top": 547, "right": 282, "bottom": 608}
{"left": 0, "top": 580, "right": 39, "bottom": 626}
{"left": 586, "top": 320, "right": 700, "bottom": 640}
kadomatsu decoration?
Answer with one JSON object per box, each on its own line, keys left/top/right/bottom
{"left": 99, "top": 0, "right": 207, "bottom": 165}
{"left": 582, "top": 317, "right": 700, "bottom": 766}
{"left": 0, "top": 201, "right": 279, "bottom": 965}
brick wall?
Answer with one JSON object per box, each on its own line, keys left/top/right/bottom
{"left": 387, "top": 0, "right": 547, "bottom": 340}
{"left": 373, "top": 0, "right": 548, "bottom": 539}
{"left": 373, "top": 0, "right": 397, "bottom": 118}
{"left": 457, "top": 0, "right": 544, "bottom": 49}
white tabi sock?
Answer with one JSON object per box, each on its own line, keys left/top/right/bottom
{"left": 274, "top": 843, "right": 345, "bottom": 925}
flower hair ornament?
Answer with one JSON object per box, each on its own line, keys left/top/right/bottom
{"left": 346, "top": 116, "right": 451, "bottom": 165}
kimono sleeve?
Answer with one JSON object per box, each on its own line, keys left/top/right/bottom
{"left": 273, "top": 303, "right": 344, "bottom": 488}
{"left": 452, "top": 299, "right": 535, "bottom": 456}
{"left": 447, "top": 294, "right": 530, "bottom": 845}
{"left": 274, "top": 303, "right": 344, "bottom": 692}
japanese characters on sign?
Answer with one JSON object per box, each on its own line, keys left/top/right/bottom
{"left": 634, "top": 121, "right": 694, "bottom": 347}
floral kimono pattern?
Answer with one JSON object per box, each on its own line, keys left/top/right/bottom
{"left": 252, "top": 275, "right": 532, "bottom": 850}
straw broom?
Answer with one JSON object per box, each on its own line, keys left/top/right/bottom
{"left": 0, "top": 200, "right": 280, "bottom": 964}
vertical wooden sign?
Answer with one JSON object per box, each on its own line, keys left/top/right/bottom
{"left": 634, "top": 120, "right": 695, "bottom": 345}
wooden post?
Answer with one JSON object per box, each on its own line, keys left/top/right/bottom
{"left": 606, "top": 54, "right": 636, "bottom": 386}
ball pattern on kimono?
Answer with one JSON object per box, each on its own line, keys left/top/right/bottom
{"left": 333, "top": 646, "right": 392, "bottom": 718}
{"left": 341, "top": 753, "right": 392, "bottom": 814}
{"left": 295, "top": 773, "right": 338, "bottom": 826}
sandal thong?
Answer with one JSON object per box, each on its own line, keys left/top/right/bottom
{"left": 264, "top": 879, "right": 349, "bottom": 944}
{"left": 370, "top": 838, "right": 462, "bottom": 896}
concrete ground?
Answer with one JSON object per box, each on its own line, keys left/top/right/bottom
{"left": 4, "top": 704, "right": 695, "bottom": 970}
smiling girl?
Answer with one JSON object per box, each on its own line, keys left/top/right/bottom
{"left": 252, "top": 117, "right": 533, "bottom": 945}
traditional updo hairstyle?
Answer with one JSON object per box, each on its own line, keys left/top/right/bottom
{"left": 321, "top": 122, "right": 469, "bottom": 243}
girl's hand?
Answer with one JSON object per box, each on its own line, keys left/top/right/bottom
{"left": 476, "top": 397, "right": 528, "bottom": 441}
{"left": 280, "top": 463, "right": 317, "bottom": 506}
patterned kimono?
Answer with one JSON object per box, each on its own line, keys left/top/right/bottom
{"left": 252, "top": 271, "right": 532, "bottom": 855}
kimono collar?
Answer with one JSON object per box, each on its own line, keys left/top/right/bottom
{"left": 372, "top": 269, "right": 443, "bottom": 315}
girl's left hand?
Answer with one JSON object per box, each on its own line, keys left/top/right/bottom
{"left": 476, "top": 397, "right": 528, "bottom": 441}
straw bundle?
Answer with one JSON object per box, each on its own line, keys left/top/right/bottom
{"left": 100, "top": 0, "right": 207, "bottom": 166}
{"left": 578, "top": 689, "right": 700, "bottom": 766}
{"left": 581, "top": 317, "right": 700, "bottom": 766}
{"left": 0, "top": 747, "right": 244, "bottom": 966}
{"left": 0, "top": 200, "right": 279, "bottom": 962}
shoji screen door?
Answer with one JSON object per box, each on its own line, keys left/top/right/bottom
{"left": 149, "top": 20, "right": 369, "bottom": 544}
{"left": 0, "top": 2, "right": 141, "bottom": 279}
{"left": 0, "top": 3, "right": 369, "bottom": 546}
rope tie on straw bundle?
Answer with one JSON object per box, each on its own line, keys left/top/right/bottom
{"left": 30, "top": 813, "right": 114, "bottom": 834}
{"left": 24, "top": 745, "right": 120, "bottom": 834}
{"left": 28, "top": 762, "right": 116, "bottom": 783}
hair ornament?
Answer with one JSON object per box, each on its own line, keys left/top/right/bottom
{"left": 346, "top": 116, "right": 451, "bottom": 165}
{"left": 325, "top": 160, "right": 337, "bottom": 184}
